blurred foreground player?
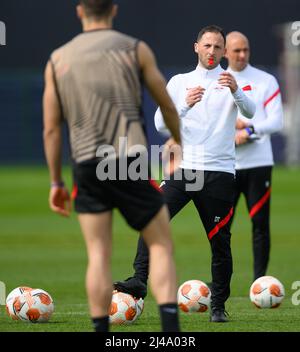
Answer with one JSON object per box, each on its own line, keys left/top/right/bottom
{"left": 225, "top": 31, "right": 284, "bottom": 280}
{"left": 43, "top": 0, "right": 181, "bottom": 332}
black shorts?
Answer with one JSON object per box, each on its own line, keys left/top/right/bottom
{"left": 72, "top": 159, "right": 165, "bottom": 231}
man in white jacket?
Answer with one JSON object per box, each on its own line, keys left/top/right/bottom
{"left": 115, "top": 25, "right": 256, "bottom": 322}
{"left": 226, "top": 31, "right": 284, "bottom": 280}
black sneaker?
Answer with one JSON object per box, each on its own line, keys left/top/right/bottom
{"left": 113, "top": 277, "right": 147, "bottom": 299}
{"left": 210, "top": 308, "right": 229, "bottom": 323}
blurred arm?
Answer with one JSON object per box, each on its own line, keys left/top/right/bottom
{"left": 43, "top": 61, "right": 71, "bottom": 217}
{"left": 154, "top": 77, "right": 178, "bottom": 135}
{"left": 43, "top": 61, "right": 63, "bottom": 184}
{"left": 137, "top": 41, "right": 181, "bottom": 144}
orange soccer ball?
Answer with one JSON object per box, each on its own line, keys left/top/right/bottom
{"left": 250, "top": 276, "right": 285, "bottom": 309}
{"left": 177, "top": 280, "right": 211, "bottom": 313}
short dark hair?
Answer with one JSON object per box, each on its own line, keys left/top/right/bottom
{"left": 79, "top": 0, "right": 114, "bottom": 18}
{"left": 197, "top": 25, "right": 226, "bottom": 45}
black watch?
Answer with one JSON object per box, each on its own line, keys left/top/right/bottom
{"left": 246, "top": 125, "right": 255, "bottom": 135}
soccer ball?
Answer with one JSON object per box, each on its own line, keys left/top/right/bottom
{"left": 6, "top": 286, "right": 33, "bottom": 320}
{"left": 177, "top": 280, "right": 211, "bottom": 313}
{"left": 250, "top": 276, "right": 285, "bottom": 309}
{"left": 109, "top": 291, "right": 138, "bottom": 325}
{"left": 12, "top": 288, "right": 54, "bottom": 323}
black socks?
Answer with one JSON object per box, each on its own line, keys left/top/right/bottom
{"left": 92, "top": 305, "right": 180, "bottom": 332}
{"left": 92, "top": 316, "right": 109, "bottom": 332}
{"left": 159, "top": 303, "right": 180, "bottom": 332}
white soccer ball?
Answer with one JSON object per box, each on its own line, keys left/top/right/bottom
{"left": 177, "top": 280, "right": 211, "bottom": 313}
{"left": 13, "top": 288, "right": 54, "bottom": 323}
{"left": 6, "top": 286, "right": 33, "bottom": 320}
{"left": 250, "top": 276, "right": 285, "bottom": 309}
{"left": 109, "top": 291, "right": 138, "bottom": 325}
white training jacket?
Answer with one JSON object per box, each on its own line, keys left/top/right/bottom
{"left": 228, "top": 64, "right": 284, "bottom": 170}
{"left": 155, "top": 65, "right": 256, "bottom": 174}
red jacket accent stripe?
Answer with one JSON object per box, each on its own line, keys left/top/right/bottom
{"left": 71, "top": 184, "right": 78, "bottom": 200}
{"left": 242, "top": 85, "right": 252, "bottom": 91}
{"left": 264, "top": 89, "right": 280, "bottom": 107}
{"left": 249, "top": 188, "right": 271, "bottom": 218}
{"left": 208, "top": 207, "right": 234, "bottom": 240}
{"left": 149, "top": 179, "right": 163, "bottom": 193}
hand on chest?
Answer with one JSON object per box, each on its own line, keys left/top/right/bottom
{"left": 183, "top": 78, "right": 233, "bottom": 118}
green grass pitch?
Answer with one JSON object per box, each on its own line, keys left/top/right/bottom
{"left": 0, "top": 165, "right": 299, "bottom": 332}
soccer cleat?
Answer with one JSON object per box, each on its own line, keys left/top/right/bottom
{"left": 210, "top": 308, "right": 229, "bottom": 323}
{"left": 113, "top": 277, "right": 147, "bottom": 299}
